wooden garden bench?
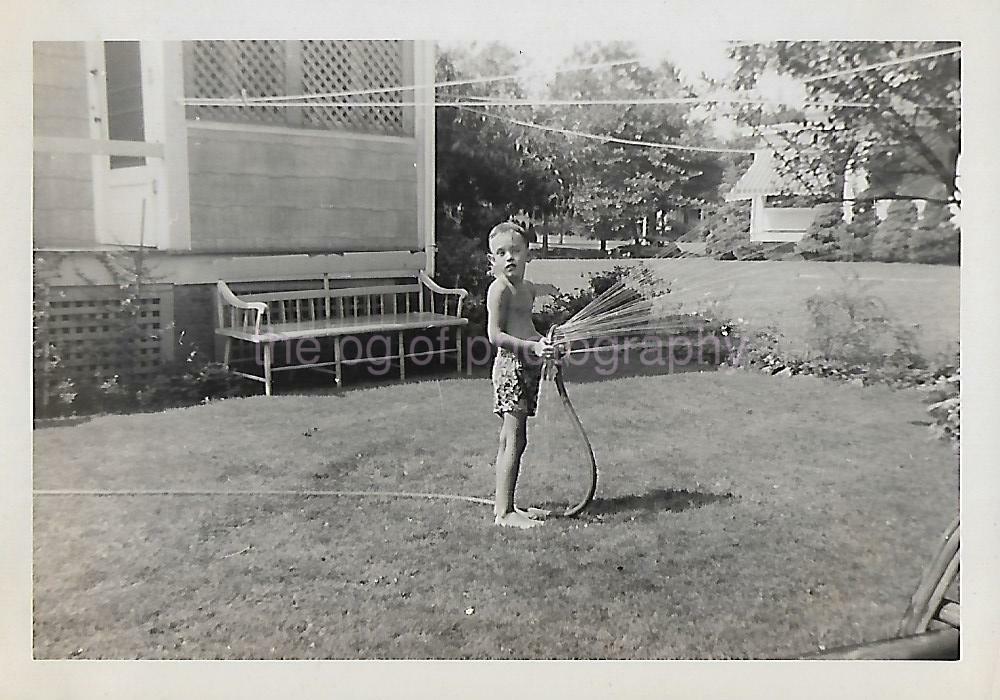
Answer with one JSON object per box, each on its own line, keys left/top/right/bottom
{"left": 216, "top": 271, "right": 468, "bottom": 396}
{"left": 805, "top": 516, "right": 959, "bottom": 660}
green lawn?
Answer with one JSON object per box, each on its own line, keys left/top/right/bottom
{"left": 531, "top": 259, "right": 959, "bottom": 358}
{"left": 33, "top": 370, "right": 958, "bottom": 659}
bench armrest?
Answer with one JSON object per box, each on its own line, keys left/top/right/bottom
{"left": 217, "top": 281, "right": 268, "bottom": 335}
{"left": 419, "top": 272, "right": 469, "bottom": 316}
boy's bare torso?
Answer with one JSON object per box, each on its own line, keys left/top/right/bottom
{"left": 496, "top": 278, "right": 540, "bottom": 342}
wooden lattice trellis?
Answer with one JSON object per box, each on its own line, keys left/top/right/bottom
{"left": 188, "top": 41, "right": 287, "bottom": 126}
{"left": 42, "top": 285, "right": 175, "bottom": 378}
{"left": 185, "top": 40, "right": 409, "bottom": 136}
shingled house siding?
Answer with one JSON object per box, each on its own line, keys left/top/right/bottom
{"left": 33, "top": 42, "right": 96, "bottom": 248}
{"left": 186, "top": 127, "right": 419, "bottom": 253}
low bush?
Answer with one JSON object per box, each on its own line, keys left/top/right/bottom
{"left": 723, "top": 274, "right": 959, "bottom": 444}
{"left": 40, "top": 332, "right": 254, "bottom": 418}
{"left": 796, "top": 203, "right": 848, "bottom": 261}
{"left": 803, "top": 272, "right": 921, "bottom": 369}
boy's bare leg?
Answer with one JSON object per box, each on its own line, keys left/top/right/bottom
{"left": 495, "top": 412, "right": 541, "bottom": 529}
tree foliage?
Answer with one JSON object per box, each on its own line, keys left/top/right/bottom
{"left": 730, "top": 42, "right": 960, "bottom": 206}
{"left": 434, "top": 45, "right": 563, "bottom": 310}
{"left": 535, "top": 43, "right": 725, "bottom": 249}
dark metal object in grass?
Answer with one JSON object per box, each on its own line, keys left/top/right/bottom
{"left": 802, "top": 629, "right": 959, "bottom": 661}
{"left": 803, "top": 516, "right": 959, "bottom": 660}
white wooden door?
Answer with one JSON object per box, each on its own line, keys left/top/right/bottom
{"left": 105, "top": 165, "right": 158, "bottom": 247}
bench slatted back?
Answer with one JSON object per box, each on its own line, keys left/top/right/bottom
{"left": 899, "top": 516, "right": 960, "bottom": 636}
{"left": 222, "top": 305, "right": 261, "bottom": 334}
{"left": 237, "top": 279, "right": 430, "bottom": 327}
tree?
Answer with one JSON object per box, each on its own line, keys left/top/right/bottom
{"left": 797, "top": 203, "right": 846, "bottom": 260}
{"left": 535, "top": 43, "right": 725, "bottom": 250}
{"left": 910, "top": 202, "right": 960, "bottom": 264}
{"left": 434, "top": 46, "right": 564, "bottom": 329}
{"left": 871, "top": 200, "right": 918, "bottom": 262}
{"left": 730, "top": 42, "right": 961, "bottom": 207}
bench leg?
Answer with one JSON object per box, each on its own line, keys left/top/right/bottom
{"left": 263, "top": 342, "right": 273, "bottom": 396}
{"left": 222, "top": 337, "right": 233, "bottom": 367}
{"left": 398, "top": 331, "right": 406, "bottom": 382}
{"left": 333, "top": 336, "right": 343, "bottom": 388}
{"left": 457, "top": 327, "right": 463, "bottom": 375}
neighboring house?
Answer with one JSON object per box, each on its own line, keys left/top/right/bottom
{"left": 33, "top": 40, "right": 436, "bottom": 376}
{"left": 724, "top": 148, "right": 817, "bottom": 243}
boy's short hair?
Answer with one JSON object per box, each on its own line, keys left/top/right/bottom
{"left": 488, "top": 221, "right": 534, "bottom": 247}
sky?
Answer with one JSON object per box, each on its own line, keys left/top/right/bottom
{"left": 508, "top": 38, "right": 739, "bottom": 84}
{"left": 436, "top": 39, "right": 807, "bottom": 141}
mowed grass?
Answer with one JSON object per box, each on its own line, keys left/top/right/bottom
{"left": 532, "top": 259, "right": 959, "bottom": 357}
{"left": 33, "top": 371, "right": 958, "bottom": 659}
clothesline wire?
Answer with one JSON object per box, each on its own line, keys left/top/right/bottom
{"left": 178, "top": 45, "right": 959, "bottom": 157}
{"left": 184, "top": 58, "right": 640, "bottom": 105}
{"left": 455, "top": 104, "right": 755, "bottom": 154}
{"left": 183, "top": 96, "right": 886, "bottom": 109}
{"left": 802, "top": 46, "right": 960, "bottom": 83}
{"left": 182, "top": 45, "right": 961, "bottom": 108}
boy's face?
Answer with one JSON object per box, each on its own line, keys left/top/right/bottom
{"left": 488, "top": 230, "right": 530, "bottom": 282}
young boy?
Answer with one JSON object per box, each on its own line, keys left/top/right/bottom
{"left": 485, "top": 221, "right": 558, "bottom": 529}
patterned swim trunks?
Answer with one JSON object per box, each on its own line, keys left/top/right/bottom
{"left": 492, "top": 347, "right": 543, "bottom": 417}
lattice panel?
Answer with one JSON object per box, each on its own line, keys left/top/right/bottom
{"left": 185, "top": 40, "right": 408, "bottom": 135}
{"left": 43, "top": 286, "right": 174, "bottom": 378}
{"left": 187, "top": 40, "right": 287, "bottom": 125}
{"left": 301, "top": 40, "right": 405, "bottom": 135}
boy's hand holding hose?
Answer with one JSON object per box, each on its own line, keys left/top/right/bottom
{"left": 534, "top": 328, "right": 566, "bottom": 381}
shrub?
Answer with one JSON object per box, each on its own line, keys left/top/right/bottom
{"left": 723, "top": 271, "right": 959, "bottom": 443}
{"left": 33, "top": 254, "right": 77, "bottom": 413}
{"left": 796, "top": 203, "right": 847, "bottom": 260}
{"left": 804, "top": 272, "right": 921, "bottom": 368}
{"left": 871, "top": 200, "right": 917, "bottom": 262}
{"left": 909, "top": 202, "right": 960, "bottom": 264}
{"left": 700, "top": 201, "right": 751, "bottom": 257}
{"left": 845, "top": 198, "right": 879, "bottom": 261}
